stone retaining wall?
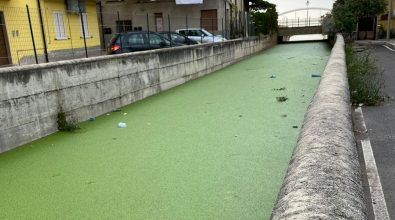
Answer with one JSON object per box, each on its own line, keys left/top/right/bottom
{"left": 0, "top": 36, "right": 276, "bottom": 153}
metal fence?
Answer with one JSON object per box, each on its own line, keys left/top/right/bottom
{"left": 0, "top": 5, "right": 104, "bottom": 67}
{"left": 98, "top": 10, "right": 255, "bottom": 49}
{"left": 0, "top": 5, "right": 255, "bottom": 67}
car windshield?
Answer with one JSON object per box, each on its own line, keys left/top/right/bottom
{"left": 201, "top": 29, "right": 213, "bottom": 37}
{"left": 178, "top": 29, "right": 213, "bottom": 37}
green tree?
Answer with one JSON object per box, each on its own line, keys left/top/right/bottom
{"left": 248, "top": 0, "right": 276, "bottom": 12}
{"left": 331, "top": 0, "right": 387, "bottom": 33}
{"left": 347, "top": 0, "right": 387, "bottom": 18}
{"left": 248, "top": 0, "right": 278, "bottom": 35}
{"left": 332, "top": 1, "right": 358, "bottom": 33}
{"left": 322, "top": 13, "right": 335, "bottom": 35}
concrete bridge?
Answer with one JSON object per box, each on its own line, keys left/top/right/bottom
{"left": 277, "top": 18, "right": 323, "bottom": 42}
{"left": 277, "top": 7, "right": 331, "bottom": 40}
{"left": 278, "top": 23, "right": 323, "bottom": 36}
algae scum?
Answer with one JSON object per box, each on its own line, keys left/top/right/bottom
{"left": 0, "top": 42, "right": 330, "bottom": 219}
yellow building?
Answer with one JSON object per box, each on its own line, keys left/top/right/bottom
{"left": 377, "top": 0, "right": 395, "bottom": 38}
{"left": 0, "top": 0, "right": 100, "bottom": 66}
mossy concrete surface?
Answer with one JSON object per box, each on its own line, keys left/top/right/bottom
{"left": 0, "top": 42, "right": 330, "bottom": 220}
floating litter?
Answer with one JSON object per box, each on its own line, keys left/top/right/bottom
{"left": 88, "top": 117, "right": 95, "bottom": 121}
{"left": 273, "top": 87, "right": 286, "bottom": 91}
{"left": 270, "top": 75, "right": 276, "bottom": 79}
{"left": 123, "top": 113, "right": 127, "bottom": 115}
{"left": 276, "top": 96, "right": 288, "bottom": 102}
{"left": 106, "top": 113, "right": 110, "bottom": 116}
{"left": 311, "top": 74, "right": 321, "bottom": 77}
{"left": 112, "top": 108, "right": 121, "bottom": 112}
{"left": 118, "top": 122, "right": 127, "bottom": 128}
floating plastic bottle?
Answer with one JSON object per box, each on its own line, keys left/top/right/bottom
{"left": 118, "top": 122, "right": 127, "bottom": 128}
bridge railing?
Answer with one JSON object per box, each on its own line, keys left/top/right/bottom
{"left": 278, "top": 18, "right": 323, "bottom": 28}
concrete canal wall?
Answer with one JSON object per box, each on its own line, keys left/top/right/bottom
{"left": 0, "top": 36, "right": 276, "bottom": 153}
{"left": 271, "top": 35, "right": 366, "bottom": 219}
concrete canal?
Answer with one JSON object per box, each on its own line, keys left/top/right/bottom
{"left": 0, "top": 42, "right": 330, "bottom": 219}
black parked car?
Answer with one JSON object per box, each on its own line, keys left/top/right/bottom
{"left": 157, "top": 31, "right": 199, "bottom": 45}
{"left": 107, "top": 31, "right": 182, "bottom": 54}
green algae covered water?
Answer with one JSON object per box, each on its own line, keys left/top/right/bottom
{"left": 0, "top": 42, "right": 330, "bottom": 220}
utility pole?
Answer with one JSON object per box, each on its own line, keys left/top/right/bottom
{"left": 306, "top": 0, "right": 310, "bottom": 26}
{"left": 387, "top": 0, "right": 392, "bottom": 41}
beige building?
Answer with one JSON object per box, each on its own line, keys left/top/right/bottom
{"left": 377, "top": 0, "right": 395, "bottom": 36}
{"left": 98, "top": 0, "right": 248, "bottom": 45}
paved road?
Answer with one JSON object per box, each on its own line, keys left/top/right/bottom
{"left": 361, "top": 45, "right": 395, "bottom": 219}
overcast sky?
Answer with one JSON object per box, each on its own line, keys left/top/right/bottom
{"left": 267, "top": 0, "right": 335, "bottom": 19}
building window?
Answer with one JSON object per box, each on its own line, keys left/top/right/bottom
{"left": 80, "top": 13, "right": 90, "bottom": 38}
{"left": 53, "top": 11, "right": 67, "bottom": 40}
{"left": 116, "top": 20, "right": 132, "bottom": 33}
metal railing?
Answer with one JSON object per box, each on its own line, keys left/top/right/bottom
{"left": 278, "top": 17, "right": 323, "bottom": 28}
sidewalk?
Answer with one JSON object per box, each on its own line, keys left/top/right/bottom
{"left": 355, "top": 39, "right": 395, "bottom": 50}
{"left": 353, "top": 44, "right": 395, "bottom": 220}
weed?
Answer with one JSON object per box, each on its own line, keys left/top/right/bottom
{"left": 57, "top": 108, "right": 80, "bottom": 132}
{"left": 276, "top": 96, "right": 288, "bottom": 102}
{"left": 345, "top": 44, "right": 384, "bottom": 106}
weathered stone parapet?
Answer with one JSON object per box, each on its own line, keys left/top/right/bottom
{"left": 271, "top": 35, "right": 366, "bottom": 219}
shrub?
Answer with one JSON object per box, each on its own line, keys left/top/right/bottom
{"left": 376, "top": 25, "right": 395, "bottom": 39}
{"left": 346, "top": 44, "right": 384, "bottom": 105}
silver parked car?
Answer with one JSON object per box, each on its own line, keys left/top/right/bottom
{"left": 175, "top": 28, "right": 226, "bottom": 43}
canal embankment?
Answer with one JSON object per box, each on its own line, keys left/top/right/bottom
{"left": 271, "top": 35, "right": 366, "bottom": 219}
{"left": 0, "top": 41, "right": 329, "bottom": 219}
{"left": 0, "top": 36, "right": 276, "bottom": 152}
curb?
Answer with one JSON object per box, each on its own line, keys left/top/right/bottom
{"left": 385, "top": 42, "right": 395, "bottom": 50}
{"left": 355, "top": 40, "right": 395, "bottom": 50}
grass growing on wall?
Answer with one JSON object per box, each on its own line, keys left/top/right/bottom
{"left": 57, "top": 108, "right": 80, "bottom": 132}
{"left": 345, "top": 44, "right": 384, "bottom": 105}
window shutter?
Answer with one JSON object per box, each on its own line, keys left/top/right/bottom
{"left": 58, "top": 13, "right": 66, "bottom": 38}
{"left": 80, "top": 13, "right": 90, "bottom": 37}
{"left": 53, "top": 12, "right": 66, "bottom": 39}
{"left": 53, "top": 13, "right": 60, "bottom": 39}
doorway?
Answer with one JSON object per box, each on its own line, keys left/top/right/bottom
{"left": 154, "top": 13, "right": 163, "bottom": 32}
{"left": 201, "top": 9, "right": 218, "bottom": 33}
